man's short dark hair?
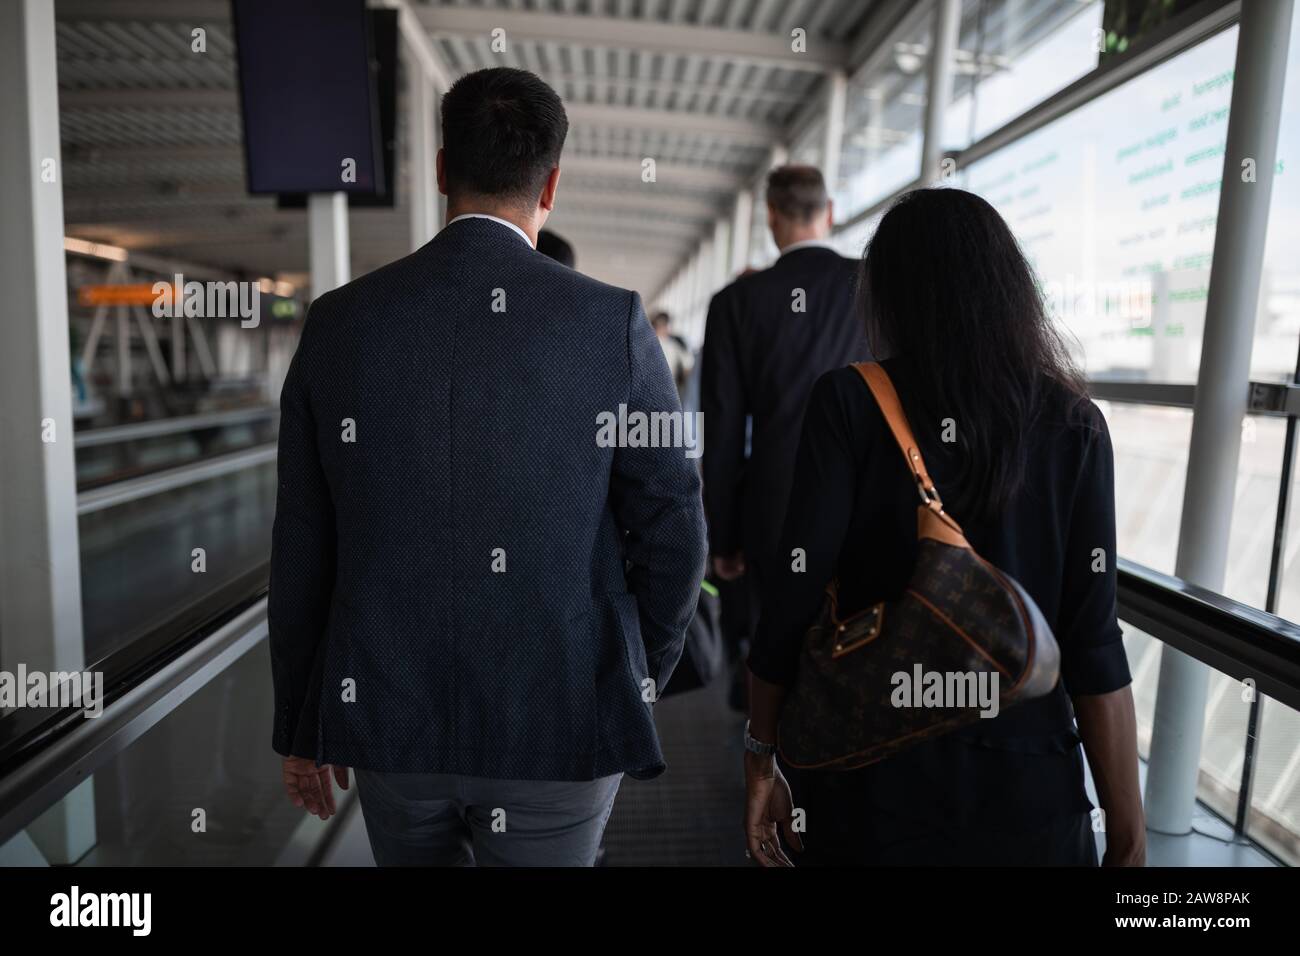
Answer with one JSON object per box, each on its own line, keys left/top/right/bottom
{"left": 440, "top": 67, "right": 568, "bottom": 207}
{"left": 650, "top": 311, "right": 671, "bottom": 329}
{"left": 537, "top": 229, "right": 575, "bottom": 268}
{"left": 766, "top": 165, "right": 829, "bottom": 222}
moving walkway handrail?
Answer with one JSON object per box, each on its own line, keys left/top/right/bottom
{"left": 76, "top": 442, "right": 278, "bottom": 514}
{"left": 0, "top": 564, "right": 270, "bottom": 847}
{"left": 74, "top": 405, "right": 278, "bottom": 448}
{"left": 1118, "top": 557, "right": 1300, "bottom": 713}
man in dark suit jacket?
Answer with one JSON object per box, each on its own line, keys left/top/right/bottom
{"left": 701, "top": 165, "right": 870, "bottom": 687}
{"left": 269, "top": 67, "right": 706, "bottom": 866}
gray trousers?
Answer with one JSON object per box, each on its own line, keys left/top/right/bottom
{"left": 355, "top": 769, "right": 622, "bottom": 867}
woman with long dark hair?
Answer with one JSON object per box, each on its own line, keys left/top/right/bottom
{"left": 742, "top": 188, "right": 1145, "bottom": 866}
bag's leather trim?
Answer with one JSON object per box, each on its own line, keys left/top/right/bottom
{"left": 916, "top": 504, "right": 970, "bottom": 549}
{"left": 904, "top": 588, "right": 1014, "bottom": 682}
{"left": 979, "top": 556, "right": 1038, "bottom": 694}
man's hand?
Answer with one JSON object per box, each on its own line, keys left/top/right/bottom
{"left": 712, "top": 552, "right": 746, "bottom": 581}
{"left": 743, "top": 751, "right": 802, "bottom": 867}
{"left": 282, "top": 756, "right": 349, "bottom": 820}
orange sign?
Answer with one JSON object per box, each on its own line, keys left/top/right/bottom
{"left": 77, "top": 283, "right": 176, "bottom": 307}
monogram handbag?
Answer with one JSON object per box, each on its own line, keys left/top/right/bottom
{"left": 777, "top": 362, "right": 1061, "bottom": 770}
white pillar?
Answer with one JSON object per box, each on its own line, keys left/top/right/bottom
{"left": 0, "top": 0, "right": 85, "bottom": 678}
{"left": 408, "top": 65, "right": 438, "bottom": 250}
{"left": 0, "top": 0, "right": 94, "bottom": 866}
{"left": 729, "top": 189, "right": 753, "bottom": 277}
{"left": 921, "top": 0, "right": 962, "bottom": 183}
{"left": 309, "top": 192, "right": 350, "bottom": 296}
{"left": 712, "top": 218, "right": 730, "bottom": 291}
{"left": 1145, "top": 0, "right": 1295, "bottom": 835}
{"left": 821, "top": 69, "right": 847, "bottom": 206}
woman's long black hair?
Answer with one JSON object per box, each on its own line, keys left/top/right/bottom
{"left": 860, "top": 187, "right": 1087, "bottom": 524}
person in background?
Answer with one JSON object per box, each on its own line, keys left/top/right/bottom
{"left": 651, "top": 311, "right": 694, "bottom": 394}
{"left": 537, "top": 228, "right": 575, "bottom": 268}
{"left": 701, "top": 164, "right": 870, "bottom": 711}
{"left": 743, "top": 188, "right": 1144, "bottom": 867}
{"left": 269, "top": 67, "right": 706, "bottom": 867}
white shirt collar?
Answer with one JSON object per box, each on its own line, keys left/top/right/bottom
{"left": 778, "top": 237, "right": 838, "bottom": 257}
{"left": 445, "top": 213, "right": 535, "bottom": 249}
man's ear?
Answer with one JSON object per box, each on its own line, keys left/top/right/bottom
{"left": 539, "top": 166, "right": 561, "bottom": 212}
{"left": 436, "top": 148, "right": 447, "bottom": 196}
{"left": 824, "top": 200, "right": 834, "bottom": 230}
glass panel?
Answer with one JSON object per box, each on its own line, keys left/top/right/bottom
{"left": 748, "top": 180, "right": 778, "bottom": 270}
{"left": 50, "top": 639, "right": 338, "bottom": 866}
{"left": 1248, "top": 695, "right": 1300, "bottom": 865}
{"left": 1222, "top": 415, "right": 1284, "bottom": 610}
{"left": 961, "top": 25, "right": 1239, "bottom": 383}
{"left": 74, "top": 416, "right": 277, "bottom": 489}
{"left": 1123, "top": 626, "right": 1251, "bottom": 833}
{"left": 945, "top": 0, "right": 1104, "bottom": 152}
{"left": 1196, "top": 664, "right": 1253, "bottom": 826}
{"left": 1097, "top": 402, "right": 1191, "bottom": 574}
{"left": 836, "top": 7, "right": 933, "bottom": 222}
{"left": 1122, "top": 624, "right": 1163, "bottom": 761}
{"left": 1257, "top": 8, "right": 1300, "bottom": 384}
{"left": 789, "top": 115, "right": 825, "bottom": 170}
{"left": 79, "top": 462, "right": 276, "bottom": 663}
{"left": 831, "top": 212, "right": 880, "bottom": 261}
{"left": 1101, "top": 402, "right": 1281, "bottom": 608}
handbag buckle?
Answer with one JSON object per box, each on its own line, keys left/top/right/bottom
{"left": 831, "top": 603, "right": 885, "bottom": 657}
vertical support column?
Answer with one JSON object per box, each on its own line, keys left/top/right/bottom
{"left": 408, "top": 63, "right": 437, "bottom": 251}
{"left": 768, "top": 142, "right": 789, "bottom": 172}
{"left": 729, "top": 189, "right": 753, "bottom": 278}
{"left": 820, "top": 69, "right": 847, "bottom": 208}
{"left": 0, "top": 0, "right": 85, "bottom": 680}
{"left": 711, "top": 218, "right": 730, "bottom": 292}
{"left": 692, "top": 239, "right": 713, "bottom": 344}
{"left": 1145, "top": 0, "right": 1294, "bottom": 835}
{"left": 920, "top": 0, "right": 962, "bottom": 183}
{"left": 0, "top": 0, "right": 94, "bottom": 866}
{"left": 308, "top": 192, "right": 351, "bottom": 298}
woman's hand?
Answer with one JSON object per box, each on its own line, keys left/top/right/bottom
{"left": 1102, "top": 823, "right": 1146, "bottom": 867}
{"left": 1074, "top": 687, "right": 1146, "bottom": 867}
{"left": 744, "top": 751, "right": 803, "bottom": 866}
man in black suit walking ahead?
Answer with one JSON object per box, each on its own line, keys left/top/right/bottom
{"left": 701, "top": 165, "right": 870, "bottom": 705}
{"left": 269, "top": 67, "right": 706, "bottom": 866}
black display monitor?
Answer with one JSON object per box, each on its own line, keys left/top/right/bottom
{"left": 276, "top": 8, "right": 399, "bottom": 209}
{"left": 232, "top": 0, "right": 386, "bottom": 196}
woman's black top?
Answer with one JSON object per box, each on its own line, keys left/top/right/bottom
{"left": 748, "top": 357, "right": 1132, "bottom": 838}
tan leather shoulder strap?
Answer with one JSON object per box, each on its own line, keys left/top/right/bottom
{"left": 851, "top": 363, "right": 967, "bottom": 542}
{"left": 851, "top": 362, "right": 940, "bottom": 504}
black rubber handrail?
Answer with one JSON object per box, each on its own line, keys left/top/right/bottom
{"left": 1118, "top": 557, "right": 1300, "bottom": 713}
{"left": 0, "top": 563, "right": 269, "bottom": 778}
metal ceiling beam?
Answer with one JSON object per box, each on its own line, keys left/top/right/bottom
{"left": 57, "top": 88, "right": 780, "bottom": 143}
{"left": 56, "top": 0, "right": 229, "bottom": 19}
{"left": 62, "top": 143, "right": 241, "bottom": 164}
{"left": 415, "top": 6, "right": 848, "bottom": 72}
{"left": 558, "top": 190, "right": 721, "bottom": 220}
{"left": 59, "top": 88, "right": 236, "bottom": 110}
{"left": 566, "top": 101, "right": 780, "bottom": 142}
{"left": 559, "top": 155, "right": 743, "bottom": 191}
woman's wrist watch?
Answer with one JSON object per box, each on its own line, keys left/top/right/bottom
{"left": 744, "top": 720, "right": 776, "bottom": 756}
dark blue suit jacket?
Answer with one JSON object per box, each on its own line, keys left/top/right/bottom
{"left": 269, "top": 217, "right": 707, "bottom": 781}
